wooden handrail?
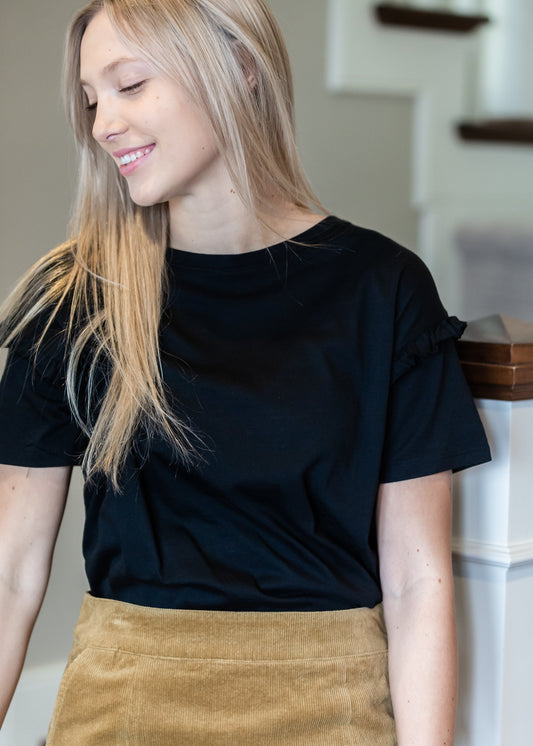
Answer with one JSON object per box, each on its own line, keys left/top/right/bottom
{"left": 457, "top": 315, "right": 533, "bottom": 401}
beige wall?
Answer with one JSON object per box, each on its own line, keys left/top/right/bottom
{"left": 0, "top": 0, "right": 88, "bottom": 668}
{"left": 0, "top": 0, "right": 417, "bottom": 669}
{"left": 0, "top": 1, "right": 80, "bottom": 299}
{"left": 268, "top": 0, "right": 418, "bottom": 250}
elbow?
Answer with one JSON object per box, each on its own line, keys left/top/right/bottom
{"left": 381, "top": 566, "right": 456, "bottom": 617}
{"left": 0, "top": 549, "right": 53, "bottom": 613}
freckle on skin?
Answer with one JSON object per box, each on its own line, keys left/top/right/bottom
{"left": 438, "top": 578, "right": 442, "bottom": 583}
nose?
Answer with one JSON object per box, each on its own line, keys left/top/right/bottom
{"left": 92, "top": 99, "right": 127, "bottom": 143}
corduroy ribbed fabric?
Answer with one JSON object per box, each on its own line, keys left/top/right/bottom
{"left": 46, "top": 593, "right": 396, "bottom": 745}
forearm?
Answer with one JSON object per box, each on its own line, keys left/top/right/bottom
{"left": 384, "top": 575, "right": 457, "bottom": 746}
{"left": 0, "top": 463, "right": 70, "bottom": 729}
{"left": 0, "top": 578, "right": 46, "bottom": 727}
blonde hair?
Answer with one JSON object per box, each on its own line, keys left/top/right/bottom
{"left": 0, "top": 0, "right": 322, "bottom": 487}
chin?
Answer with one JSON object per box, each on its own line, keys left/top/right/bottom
{"left": 127, "top": 188, "right": 165, "bottom": 209}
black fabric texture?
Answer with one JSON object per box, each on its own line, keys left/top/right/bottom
{"left": 0, "top": 217, "right": 491, "bottom": 610}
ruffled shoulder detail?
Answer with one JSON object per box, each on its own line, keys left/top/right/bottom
{"left": 392, "top": 315, "right": 466, "bottom": 382}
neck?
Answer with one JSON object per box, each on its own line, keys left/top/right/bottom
{"left": 167, "top": 180, "right": 322, "bottom": 256}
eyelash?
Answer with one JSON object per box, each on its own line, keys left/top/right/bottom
{"left": 120, "top": 80, "right": 145, "bottom": 94}
{"left": 85, "top": 80, "right": 146, "bottom": 112}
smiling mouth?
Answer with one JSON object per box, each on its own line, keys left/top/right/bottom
{"left": 119, "top": 147, "right": 153, "bottom": 165}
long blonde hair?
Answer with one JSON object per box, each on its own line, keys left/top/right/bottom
{"left": 0, "top": 0, "right": 322, "bottom": 487}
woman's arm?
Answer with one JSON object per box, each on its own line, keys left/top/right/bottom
{"left": 0, "top": 463, "right": 71, "bottom": 727}
{"left": 376, "top": 470, "right": 456, "bottom": 746}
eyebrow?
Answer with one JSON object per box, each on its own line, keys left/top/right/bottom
{"left": 80, "top": 56, "right": 142, "bottom": 86}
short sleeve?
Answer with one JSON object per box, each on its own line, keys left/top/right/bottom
{"left": 0, "top": 338, "right": 85, "bottom": 468}
{"left": 379, "top": 252, "right": 491, "bottom": 483}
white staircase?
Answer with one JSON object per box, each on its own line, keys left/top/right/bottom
{"left": 326, "top": 0, "right": 533, "bottom": 320}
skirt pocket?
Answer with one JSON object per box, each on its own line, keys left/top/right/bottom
{"left": 344, "top": 649, "right": 397, "bottom": 745}
{"left": 46, "top": 647, "right": 139, "bottom": 746}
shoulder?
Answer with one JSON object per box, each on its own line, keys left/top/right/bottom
{"left": 313, "top": 216, "right": 440, "bottom": 303}
{"left": 1, "top": 243, "right": 77, "bottom": 372}
{"left": 314, "top": 216, "right": 424, "bottom": 270}
{"left": 314, "top": 217, "right": 453, "bottom": 350}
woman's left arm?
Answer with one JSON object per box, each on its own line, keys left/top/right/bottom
{"left": 376, "top": 470, "right": 457, "bottom": 746}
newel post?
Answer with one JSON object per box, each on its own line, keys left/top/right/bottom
{"left": 453, "top": 315, "right": 533, "bottom": 746}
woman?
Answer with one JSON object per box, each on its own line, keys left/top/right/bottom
{"left": 0, "top": 1, "right": 490, "bottom": 743}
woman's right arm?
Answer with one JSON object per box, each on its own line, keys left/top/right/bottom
{"left": 0, "top": 463, "right": 71, "bottom": 727}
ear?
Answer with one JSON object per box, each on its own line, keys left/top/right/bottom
{"left": 245, "top": 70, "right": 258, "bottom": 90}
{"left": 235, "top": 42, "right": 258, "bottom": 90}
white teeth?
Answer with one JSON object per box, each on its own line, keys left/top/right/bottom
{"left": 119, "top": 147, "right": 152, "bottom": 166}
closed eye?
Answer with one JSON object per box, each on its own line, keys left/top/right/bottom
{"left": 120, "top": 80, "right": 146, "bottom": 94}
{"left": 84, "top": 80, "right": 145, "bottom": 112}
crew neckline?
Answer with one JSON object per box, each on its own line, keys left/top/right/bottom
{"left": 166, "top": 215, "right": 346, "bottom": 270}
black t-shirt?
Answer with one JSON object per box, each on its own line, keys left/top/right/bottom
{"left": 0, "top": 217, "right": 490, "bottom": 610}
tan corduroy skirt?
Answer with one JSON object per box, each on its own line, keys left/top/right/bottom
{"left": 46, "top": 593, "right": 396, "bottom": 745}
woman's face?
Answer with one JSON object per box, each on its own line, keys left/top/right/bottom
{"left": 79, "top": 11, "right": 225, "bottom": 207}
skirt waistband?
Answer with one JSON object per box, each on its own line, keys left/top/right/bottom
{"left": 73, "top": 593, "right": 388, "bottom": 661}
